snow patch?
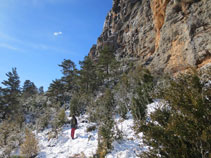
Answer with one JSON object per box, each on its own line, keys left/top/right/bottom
{"left": 35, "top": 101, "right": 160, "bottom": 158}
{"left": 36, "top": 114, "right": 98, "bottom": 158}
{"left": 146, "top": 100, "right": 161, "bottom": 116}
{"left": 106, "top": 115, "right": 147, "bottom": 158}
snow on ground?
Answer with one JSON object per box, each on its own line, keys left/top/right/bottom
{"left": 107, "top": 101, "right": 162, "bottom": 158}
{"left": 106, "top": 114, "right": 147, "bottom": 158}
{"left": 0, "top": 150, "right": 3, "bottom": 156}
{"left": 146, "top": 100, "right": 162, "bottom": 116}
{"left": 36, "top": 102, "right": 158, "bottom": 158}
{"left": 36, "top": 112, "right": 98, "bottom": 158}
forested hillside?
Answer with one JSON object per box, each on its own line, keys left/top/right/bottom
{"left": 0, "top": 0, "right": 211, "bottom": 157}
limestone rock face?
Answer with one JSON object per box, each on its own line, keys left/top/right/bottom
{"left": 89, "top": 0, "right": 211, "bottom": 74}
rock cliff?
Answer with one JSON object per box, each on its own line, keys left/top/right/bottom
{"left": 89, "top": 0, "right": 211, "bottom": 74}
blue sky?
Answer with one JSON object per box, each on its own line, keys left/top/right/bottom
{"left": 0, "top": 0, "right": 112, "bottom": 91}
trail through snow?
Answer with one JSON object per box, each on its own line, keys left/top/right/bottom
{"left": 36, "top": 102, "right": 159, "bottom": 158}
{"left": 37, "top": 114, "right": 98, "bottom": 158}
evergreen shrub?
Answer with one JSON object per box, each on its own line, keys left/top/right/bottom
{"left": 140, "top": 71, "right": 211, "bottom": 158}
{"left": 54, "top": 108, "right": 67, "bottom": 128}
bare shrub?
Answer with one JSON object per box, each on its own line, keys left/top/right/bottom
{"left": 20, "top": 129, "right": 39, "bottom": 158}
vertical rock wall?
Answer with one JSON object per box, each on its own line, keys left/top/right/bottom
{"left": 89, "top": 0, "right": 211, "bottom": 74}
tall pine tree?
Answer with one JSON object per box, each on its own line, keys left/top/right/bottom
{"left": 22, "top": 80, "right": 38, "bottom": 98}
{"left": 2, "top": 68, "right": 20, "bottom": 94}
{"left": 1, "top": 68, "right": 21, "bottom": 118}
{"left": 47, "top": 79, "right": 65, "bottom": 103}
{"left": 79, "top": 56, "right": 97, "bottom": 93}
{"left": 58, "top": 59, "right": 78, "bottom": 92}
{"left": 96, "top": 46, "right": 119, "bottom": 83}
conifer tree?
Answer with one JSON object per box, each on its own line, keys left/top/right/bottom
{"left": 79, "top": 56, "right": 97, "bottom": 93}
{"left": 140, "top": 71, "right": 211, "bottom": 158}
{"left": 47, "top": 79, "right": 65, "bottom": 103}
{"left": 1, "top": 68, "right": 21, "bottom": 118}
{"left": 115, "top": 73, "right": 130, "bottom": 119}
{"left": 96, "top": 46, "right": 119, "bottom": 82}
{"left": 38, "top": 86, "right": 44, "bottom": 94}
{"left": 59, "top": 59, "right": 78, "bottom": 92}
{"left": 59, "top": 59, "right": 76, "bottom": 77}
{"left": 96, "top": 89, "right": 115, "bottom": 156}
{"left": 131, "top": 67, "right": 154, "bottom": 122}
{"left": 2, "top": 68, "right": 20, "bottom": 94}
{"left": 22, "top": 80, "right": 38, "bottom": 98}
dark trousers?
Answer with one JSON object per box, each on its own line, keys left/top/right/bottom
{"left": 71, "top": 128, "right": 76, "bottom": 139}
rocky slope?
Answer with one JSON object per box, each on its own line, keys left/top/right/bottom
{"left": 89, "top": 0, "right": 211, "bottom": 74}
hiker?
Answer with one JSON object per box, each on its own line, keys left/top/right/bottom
{"left": 70, "top": 115, "right": 77, "bottom": 139}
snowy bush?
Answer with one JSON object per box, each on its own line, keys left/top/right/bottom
{"left": 69, "top": 93, "right": 87, "bottom": 116}
{"left": 92, "top": 89, "right": 115, "bottom": 157}
{"left": 86, "top": 125, "right": 96, "bottom": 132}
{"left": 113, "top": 123, "right": 123, "bottom": 141}
{"left": 114, "top": 74, "right": 130, "bottom": 119}
{"left": 53, "top": 108, "right": 67, "bottom": 128}
{"left": 38, "top": 112, "right": 50, "bottom": 131}
{"left": 140, "top": 70, "right": 211, "bottom": 158}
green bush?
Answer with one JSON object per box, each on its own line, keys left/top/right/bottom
{"left": 95, "top": 89, "right": 115, "bottom": 157}
{"left": 87, "top": 89, "right": 115, "bottom": 124}
{"left": 140, "top": 71, "right": 211, "bottom": 158}
{"left": 115, "top": 74, "right": 130, "bottom": 119}
{"left": 38, "top": 112, "right": 50, "bottom": 131}
{"left": 69, "top": 93, "right": 89, "bottom": 116}
{"left": 86, "top": 125, "right": 96, "bottom": 132}
{"left": 70, "top": 95, "right": 80, "bottom": 116}
{"left": 130, "top": 67, "right": 154, "bottom": 123}
{"left": 99, "top": 119, "right": 114, "bottom": 148}
{"left": 53, "top": 108, "right": 67, "bottom": 128}
{"left": 87, "top": 100, "right": 98, "bottom": 122}
{"left": 58, "top": 108, "right": 66, "bottom": 125}
{"left": 117, "top": 102, "right": 128, "bottom": 119}
{"left": 97, "top": 118, "right": 114, "bottom": 157}
{"left": 0, "top": 120, "right": 20, "bottom": 147}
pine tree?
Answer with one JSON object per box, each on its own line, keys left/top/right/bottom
{"left": 38, "top": 86, "right": 44, "bottom": 94}
{"left": 47, "top": 79, "right": 65, "bottom": 103}
{"left": 2, "top": 68, "right": 20, "bottom": 94}
{"left": 59, "top": 59, "right": 76, "bottom": 77}
{"left": 22, "top": 80, "right": 38, "bottom": 98}
{"left": 59, "top": 59, "right": 78, "bottom": 92}
{"left": 79, "top": 56, "right": 97, "bottom": 93}
{"left": 96, "top": 46, "right": 119, "bottom": 83}
{"left": 1, "top": 68, "right": 21, "bottom": 118}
